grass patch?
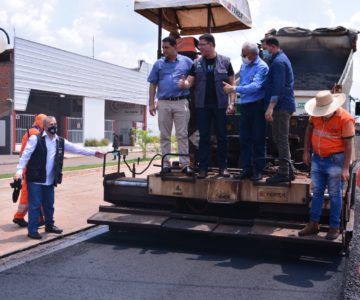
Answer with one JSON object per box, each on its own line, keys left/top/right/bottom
{"left": 0, "top": 173, "right": 14, "bottom": 180}
{"left": 0, "top": 157, "right": 160, "bottom": 179}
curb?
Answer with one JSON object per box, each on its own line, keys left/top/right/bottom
{"left": 0, "top": 224, "right": 98, "bottom": 260}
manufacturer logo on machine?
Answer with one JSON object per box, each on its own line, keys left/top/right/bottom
{"left": 173, "top": 185, "right": 183, "bottom": 196}
{"left": 258, "top": 188, "right": 288, "bottom": 202}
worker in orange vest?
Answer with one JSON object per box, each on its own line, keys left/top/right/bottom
{"left": 169, "top": 30, "right": 199, "bottom": 60}
{"left": 13, "top": 114, "right": 47, "bottom": 227}
{"left": 299, "top": 91, "right": 354, "bottom": 240}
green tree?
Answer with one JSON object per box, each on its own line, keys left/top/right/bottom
{"left": 131, "top": 128, "right": 153, "bottom": 159}
{"left": 151, "top": 135, "right": 160, "bottom": 153}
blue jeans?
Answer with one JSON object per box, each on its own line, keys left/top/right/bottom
{"left": 239, "top": 100, "right": 266, "bottom": 172}
{"left": 28, "top": 182, "right": 55, "bottom": 234}
{"left": 196, "top": 107, "right": 227, "bottom": 171}
{"left": 310, "top": 153, "right": 344, "bottom": 228}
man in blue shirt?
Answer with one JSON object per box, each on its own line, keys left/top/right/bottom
{"left": 264, "top": 37, "right": 296, "bottom": 184}
{"left": 148, "top": 36, "right": 193, "bottom": 176}
{"left": 223, "top": 42, "right": 269, "bottom": 181}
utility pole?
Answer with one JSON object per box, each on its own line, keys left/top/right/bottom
{"left": 92, "top": 35, "right": 95, "bottom": 59}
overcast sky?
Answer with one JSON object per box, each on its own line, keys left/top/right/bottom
{"left": 1, "top": 0, "right": 360, "bottom": 96}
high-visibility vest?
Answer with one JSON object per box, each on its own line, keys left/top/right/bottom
{"left": 176, "top": 37, "right": 197, "bottom": 53}
{"left": 310, "top": 107, "right": 354, "bottom": 157}
{"left": 20, "top": 127, "right": 40, "bottom": 156}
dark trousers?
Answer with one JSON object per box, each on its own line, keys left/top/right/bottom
{"left": 196, "top": 107, "right": 227, "bottom": 171}
{"left": 271, "top": 109, "right": 292, "bottom": 174}
{"left": 239, "top": 100, "right": 266, "bottom": 172}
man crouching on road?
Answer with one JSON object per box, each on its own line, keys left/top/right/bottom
{"left": 14, "top": 116, "right": 104, "bottom": 239}
{"left": 299, "top": 91, "right": 354, "bottom": 240}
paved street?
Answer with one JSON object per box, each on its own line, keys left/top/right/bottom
{"left": 0, "top": 152, "right": 359, "bottom": 299}
{"left": 0, "top": 229, "right": 346, "bottom": 300}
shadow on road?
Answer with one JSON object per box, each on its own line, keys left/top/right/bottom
{"left": 86, "top": 228, "right": 343, "bottom": 289}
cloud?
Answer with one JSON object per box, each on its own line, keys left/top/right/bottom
{"left": 324, "top": 9, "right": 336, "bottom": 26}
{"left": 350, "top": 11, "right": 360, "bottom": 28}
{"left": 1, "top": 0, "right": 360, "bottom": 91}
{"left": 0, "top": 0, "right": 57, "bottom": 47}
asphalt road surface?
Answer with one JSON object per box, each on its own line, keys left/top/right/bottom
{"left": 0, "top": 228, "right": 347, "bottom": 300}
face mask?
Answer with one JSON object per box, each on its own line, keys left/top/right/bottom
{"left": 242, "top": 56, "right": 251, "bottom": 65}
{"left": 48, "top": 126, "right": 58, "bottom": 135}
{"left": 262, "top": 49, "right": 272, "bottom": 60}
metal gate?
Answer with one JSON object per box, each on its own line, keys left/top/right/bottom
{"left": 15, "top": 113, "right": 34, "bottom": 143}
{"left": 66, "top": 117, "right": 83, "bottom": 143}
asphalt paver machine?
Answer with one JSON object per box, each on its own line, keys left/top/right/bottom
{"left": 88, "top": 0, "right": 358, "bottom": 254}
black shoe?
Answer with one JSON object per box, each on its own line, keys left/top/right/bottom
{"left": 45, "top": 225, "right": 63, "bottom": 234}
{"left": 234, "top": 170, "right": 252, "bottom": 180}
{"left": 28, "top": 232, "right": 42, "bottom": 239}
{"left": 219, "top": 168, "right": 230, "bottom": 177}
{"left": 197, "top": 170, "right": 208, "bottom": 179}
{"left": 182, "top": 166, "right": 194, "bottom": 177}
{"left": 250, "top": 172, "right": 262, "bottom": 182}
{"left": 266, "top": 173, "right": 294, "bottom": 184}
{"left": 160, "top": 167, "right": 171, "bottom": 174}
{"left": 13, "top": 218, "right": 28, "bottom": 227}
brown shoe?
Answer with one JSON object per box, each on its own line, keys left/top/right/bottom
{"left": 325, "top": 227, "right": 340, "bottom": 240}
{"left": 298, "top": 221, "right": 320, "bottom": 236}
{"left": 219, "top": 168, "right": 230, "bottom": 177}
{"left": 197, "top": 170, "right": 208, "bottom": 179}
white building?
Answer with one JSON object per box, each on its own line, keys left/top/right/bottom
{"left": 6, "top": 37, "right": 159, "bottom": 152}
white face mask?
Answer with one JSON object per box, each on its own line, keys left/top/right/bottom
{"left": 242, "top": 56, "right": 251, "bottom": 65}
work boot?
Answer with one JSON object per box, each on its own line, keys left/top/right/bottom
{"left": 266, "top": 172, "right": 295, "bottom": 184}
{"left": 13, "top": 218, "right": 28, "bottom": 227}
{"left": 325, "top": 227, "right": 340, "bottom": 240}
{"left": 250, "top": 171, "right": 262, "bottom": 182}
{"left": 45, "top": 225, "right": 63, "bottom": 234}
{"left": 182, "top": 166, "right": 194, "bottom": 177}
{"left": 234, "top": 169, "right": 252, "bottom": 180}
{"left": 219, "top": 168, "right": 230, "bottom": 177}
{"left": 28, "top": 232, "right": 42, "bottom": 239}
{"left": 298, "top": 221, "right": 320, "bottom": 236}
{"left": 197, "top": 170, "right": 208, "bottom": 179}
{"left": 160, "top": 167, "right": 171, "bottom": 175}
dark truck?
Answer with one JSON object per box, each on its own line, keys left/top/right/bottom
{"left": 88, "top": 1, "right": 359, "bottom": 254}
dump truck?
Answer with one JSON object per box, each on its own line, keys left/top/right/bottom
{"left": 88, "top": 0, "right": 359, "bottom": 254}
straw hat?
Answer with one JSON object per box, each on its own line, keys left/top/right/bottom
{"left": 304, "top": 90, "right": 346, "bottom": 117}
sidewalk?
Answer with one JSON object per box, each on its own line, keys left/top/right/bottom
{"left": 0, "top": 161, "right": 160, "bottom": 258}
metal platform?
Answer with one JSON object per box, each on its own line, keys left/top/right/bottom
{"left": 88, "top": 205, "right": 344, "bottom": 248}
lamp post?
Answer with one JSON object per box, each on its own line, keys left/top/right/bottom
{"left": 0, "top": 28, "right": 11, "bottom": 153}
{"left": 0, "top": 28, "right": 10, "bottom": 54}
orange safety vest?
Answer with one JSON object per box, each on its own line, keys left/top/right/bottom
{"left": 20, "top": 128, "right": 40, "bottom": 156}
{"left": 310, "top": 107, "right": 354, "bottom": 157}
{"left": 176, "top": 37, "right": 197, "bottom": 53}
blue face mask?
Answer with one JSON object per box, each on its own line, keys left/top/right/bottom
{"left": 262, "top": 49, "right": 272, "bottom": 60}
